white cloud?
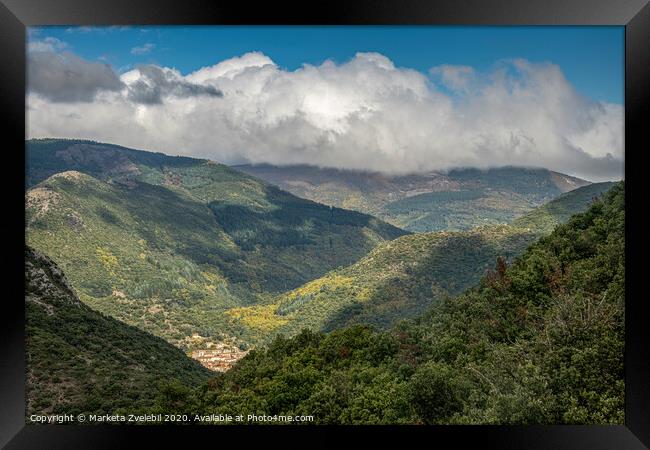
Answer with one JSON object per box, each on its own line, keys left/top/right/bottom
{"left": 64, "top": 26, "right": 131, "bottom": 34}
{"left": 186, "top": 51, "right": 275, "bottom": 82}
{"left": 28, "top": 37, "right": 67, "bottom": 53}
{"left": 430, "top": 64, "right": 476, "bottom": 93}
{"left": 130, "top": 43, "right": 155, "bottom": 55}
{"left": 26, "top": 51, "right": 624, "bottom": 181}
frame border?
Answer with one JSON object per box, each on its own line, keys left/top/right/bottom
{"left": 2, "top": 0, "right": 648, "bottom": 448}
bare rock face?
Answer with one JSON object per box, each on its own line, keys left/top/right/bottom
{"left": 25, "top": 246, "right": 82, "bottom": 313}
{"left": 549, "top": 171, "right": 591, "bottom": 193}
{"left": 25, "top": 187, "right": 61, "bottom": 224}
{"left": 66, "top": 212, "right": 85, "bottom": 231}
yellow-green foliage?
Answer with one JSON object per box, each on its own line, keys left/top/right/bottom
{"left": 25, "top": 173, "right": 252, "bottom": 348}
{"left": 265, "top": 225, "right": 534, "bottom": 337}
{"left": 288, "top": 274, "right": 355, "bottom": 299}
{"left": 226, "top": 304, "right": 289, "bottom": 331}
{"left": 96, "top": 247, "right": 118, "bottom": 272}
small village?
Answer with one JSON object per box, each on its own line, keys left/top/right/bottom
{"left": 190, "top": 342, "right": 249, "bottom": 372}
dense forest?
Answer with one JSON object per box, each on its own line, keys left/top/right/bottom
{"left": 149, "top": 182, "right": 624, "bottom": 424}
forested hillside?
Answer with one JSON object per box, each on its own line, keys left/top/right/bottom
{"left": 237, "top": 226, "right": 535, "bottom": 336}
{"left": 160, "top": 182, "right": 624, "bottom": 424}
{"left": 513, "top": 181, "right": 616, "bottom": 234}
{"left": 25, "top": 246, "right": 212, "bottom": 416}
{"left": 226, "top": 182, "right": 615, "bottom": 340}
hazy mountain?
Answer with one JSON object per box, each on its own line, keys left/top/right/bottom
{"left": 25, "top": 245, "right": 212, "bottom": 416}
{"left": 235, "top": 163, "right": 591, "bottom": 232}
{"left": 26, "top": 139, "right": 406, "bottom": 355}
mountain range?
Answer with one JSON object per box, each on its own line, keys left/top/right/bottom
{"left": 26, "top": 139, "right": 404, "bottom": 353}
{"left": 26, "top": 138, "right": 614, "bottom": 370}
{"left": 235, "top": 163, "right": 590, "bottom": 232}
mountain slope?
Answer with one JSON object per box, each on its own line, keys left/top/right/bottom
{"left": 26, "top": 139, "right": 406, "bottom": 354}
{"left": 513, "top": 181, "right": 616, "bottom": 234}
{"left": 229, "top": 182, "right": 616, "bottom": 339}
{"left": 270, "top": 226, "right": 535, "bottom": 334}
{"left": 25, "top": 246, "right": 213, "bottom": 416}
{"left": 235, "top": 163, "right": 591, "bottom": 232}
{"left": 27, "top": 139, "right": 404, "bottom": 246}
{"left": 170, "top": 181, "right": 624, "bottom": 425}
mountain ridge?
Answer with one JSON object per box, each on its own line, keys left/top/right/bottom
{"left": 235, "top": 162, "right": 592, "bottom": 232}
{"left": 25, "top": 138, "right": 610, "bottom": 369}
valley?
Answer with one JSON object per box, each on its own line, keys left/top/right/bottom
{"left": 172, "top": 183, "right": 624, "bottom": 424}
{"left": 227, "top": 182, "right": 615, "bottom": 340}
{"left": 25, "top": 138, "right": 613, "bottom": 373}
{"left": 21, "top": 25, "right": 626, "bottom": 427}
{"left": 26, "top": 139, "right": 406, "bottom": 369}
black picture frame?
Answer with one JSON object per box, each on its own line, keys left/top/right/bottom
{"left": 2, "top": 0, "right": 648, "bottom": 448}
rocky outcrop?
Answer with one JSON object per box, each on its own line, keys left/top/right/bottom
{"left": 25, "top": 246, "right": 81, "bottom": 313}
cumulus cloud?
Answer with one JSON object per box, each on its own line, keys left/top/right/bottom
{"left": 122, "top": 65, "right": 223, "bottom": 104}
{"left": 185, "top": 51, "right": 275, "bottom": 82}
{"left": 28, "top": 37, "right": 68, "bottom": 53}
{"left": 130, "top": 43, "right": 155, "bottom": 55}
{"left": 26, "top": 50, "right": 624, "bottom": 181}
{"left": 27, "top": 51, "right": 124, "bottom": 102}
{"left": 430, "top": 64, "right": 476, "bottom": 93}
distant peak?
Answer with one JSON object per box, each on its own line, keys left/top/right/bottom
{"left": 35, "top": 170, "right": 104, "bottom": 189}
{"left": 47, "top": 170, "right": 92, "bottom": 182}
{"left": 52, "top": 170, "right": 84, "bottom": 178}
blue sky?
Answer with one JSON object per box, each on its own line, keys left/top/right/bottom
{"left": 30, "top": 25, "right": 624, "bottom": 104}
